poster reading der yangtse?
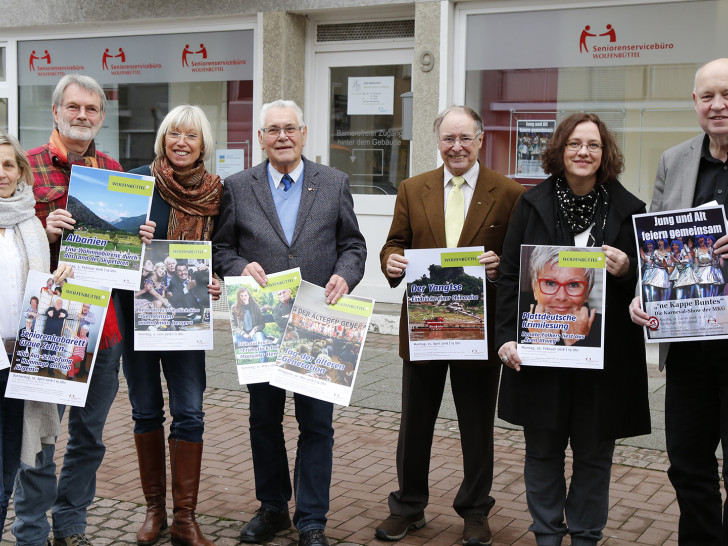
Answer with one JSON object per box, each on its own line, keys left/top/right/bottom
{"left": 405, "top": 247, "right": 487, "bottom": 361}
{"left": 270, "top": 281, "right": 373, "bottom": 406}
{"left": 59, "top": 165, "right": 153, "bottom": 290}
{"left": 516, "top": 245, "right": 606, "bottom": 369}
{"left": 6, "top": 271, "right": 110, "bottom": 406}
{"left": 134, "top": 240, "right": 213, "bottom": 351}
{"left": 224, "top": 268, "right": 301, "bottom": 385}
{"left": 633, "top": 205, "right": 728, "bottom": 342}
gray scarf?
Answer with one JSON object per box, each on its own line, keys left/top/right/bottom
{"left": 0, "top": 181, "right": 57, "bottom": 466}
{"left": 0, "top": 181, "right": 50, "bottom": 278}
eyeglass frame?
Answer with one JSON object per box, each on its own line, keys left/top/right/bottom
{"left": 537, "top": 278, "right": 589, "bottom": 297}
{"left": 260, "top": 125, "right": 305, "bottom": 137}
{"left": 166, "top": 131, "right": 200, "bottom": 142}
{"left": 62, "top": 104, "right": 102, "bottom": 117}
{"left": 565, "top": 141, "right": 604, "bottom": 153}
{"left": 438, "top": 132, "right": 483, "bottom": 147}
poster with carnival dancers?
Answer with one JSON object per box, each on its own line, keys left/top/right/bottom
{"left": 223, "top": 268, "right": 301, "bottom": 385}
{"left": 270, "top": 280, "right": 374, "bottom": 406}
{"left": 6, "top": 270, "right": 110, "bottom": 406}
{"left": 633, "top": 205, "right": 728, "bottom": 341}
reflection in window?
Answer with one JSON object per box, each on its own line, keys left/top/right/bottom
{"left": 18, "top": 80, "right": 253, "bottom": 174}
{"left": 465, "top": 64, "right": 702, "bottom": 201}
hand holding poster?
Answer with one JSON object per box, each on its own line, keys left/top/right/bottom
{"left": 224, "top": 268, "right": 301, "bottom": 384}
{"left": 404, "top": 247, "right": 487, "bottom": 361}
{"left": 516, "top": 245, "right": 606, "bottom": 369}
{"left": 632, "top": 205, "right": 728, "bottom": 341}
{"left": 6, "top": 271, "right": 110, "bottom": 406}
{"left": 59, "top": 165, "right": 153, "bottom": 290}
{"left": 270, "top": 280, "right": 374, "bottom": 406}
{"left": 134, "top": 240, "right": 213, "bottom": 351}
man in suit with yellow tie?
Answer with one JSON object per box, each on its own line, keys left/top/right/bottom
{"left": 377, "top": 106, "right": 524, "bottom": 546}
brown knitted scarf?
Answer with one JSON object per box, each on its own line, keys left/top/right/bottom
{"left": 151, "top": 155, "right": 222, "bottom": 241}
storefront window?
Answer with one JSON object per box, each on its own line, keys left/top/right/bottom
{"left": 0, "top": 46, "right": 5, "bottom": 82}
{"left": 17, "top": 30, "right": 253, "bottom": 174}
{"left": 463, "top": 1, "right": 726, "bottom": 201}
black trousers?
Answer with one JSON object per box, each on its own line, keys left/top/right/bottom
{"left": 387, "top": 360, "right": 500, "bottom": 518}
{"left": 665, "top": 340, "right": 728, "bottom": 546}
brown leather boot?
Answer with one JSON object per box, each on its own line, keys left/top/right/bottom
{"left": 169, "top": 439, "right": 213, "bottom": 546}
{"left": 134, "top": 430, "right": 169, "bottom": 545}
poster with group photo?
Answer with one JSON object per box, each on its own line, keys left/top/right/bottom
{"left": 59, "top": 165, "right": 154, "bottom": 290}
{"left": 270, "top": 280, "right": 374, "bottom": 406}
{"left": 6, "top": 270, "right": 110, "bottom": 406}
{"left": 633, "top": 205, "right": 728, "bottom": 342}
{"left": 405, "top": 247, "right": 487, "bottom": 361}
{"left": 516, "top": 245, "right": 606, "bottom": 369}
{"left": 224, "top": 268, "right": 301, "bottom": 385}
{"left": 515, "top": 120, "right": 554, "bottom": 178}
{"left": 134, "top": 240, "right": 213, "bottom": 351}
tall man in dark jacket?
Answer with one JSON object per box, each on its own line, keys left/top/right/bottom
{"left": 631, "top": 57, "right": 728, "bottom": 545}
{"left": 212, "top": 99, "right": 366, "bottom": 546}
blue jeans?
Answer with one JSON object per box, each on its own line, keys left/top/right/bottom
{"left": 0, "top": 366, "right": 24, "bottom": 537}
{"left": 248, "top": 382, "right": 333, "bottom": 533}
{"left": 121, "top": 344, "right": 206, "bottom": 442}
{"left": 119, "top": 290, "right": 206, "bottom": 442}
{"left": 12, "top": 304, "right": 122, "bottom": 546}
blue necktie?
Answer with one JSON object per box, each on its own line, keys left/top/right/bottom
{"left": 282, "top": 174, "right": 294, "bottom": 192}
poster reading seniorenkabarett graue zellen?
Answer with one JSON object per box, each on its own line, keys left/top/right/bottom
{"left": 6, "top": 270, "right": 110, "bottom": 406}
{"left": 59, "top": 165, "right": 153, "bottom": 290}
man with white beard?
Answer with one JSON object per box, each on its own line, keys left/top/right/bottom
{"left": 14, "top": 74, "right": 153, "bottom": 546}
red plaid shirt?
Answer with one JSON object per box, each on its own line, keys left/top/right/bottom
{"left": 27, "top": 137, "right": 123, "bottom": 348}
{"left": 27, "top": 139, "right": 122, "bottom": 267}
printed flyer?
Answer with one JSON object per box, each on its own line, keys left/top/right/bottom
{"left": 405, "top": 247, "right": 487, "bottom": 361}
{"left": 134, "top": 240, "right": 213, "bottom": 351}
{"left": 224, "top": 268, "right": 301, "bottom": 384}
{"left": 6, "top": 270, "right": 110, "bottom": 406}
{"left": 270, "top": 280, "right": 373, "bottom": 406}
{"left": 633, "top": 205, "right": 728, "bottom": 342}
{"left": 59, "top": 165, "right": 153, "bottom": 290}
{"left": 516, "top": 245, "right": 606, "bottom": 369}
{"left": 515, "top": 120, "right": 554, "bottom": 178}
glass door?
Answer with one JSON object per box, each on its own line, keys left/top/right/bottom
{"left": 310, "top": 47, "right": 413, "bottom": 303}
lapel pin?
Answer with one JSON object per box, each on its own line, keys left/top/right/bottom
{"left": 308, "top": 187, "right": 315, "bottom": 191}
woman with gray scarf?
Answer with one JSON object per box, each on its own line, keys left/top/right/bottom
{"left": 0, "top": 132, "right": 72, "bottom": 536}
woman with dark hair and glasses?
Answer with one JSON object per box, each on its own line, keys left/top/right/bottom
{"left": 494, "top": 113, "right": 650, "bottom": 546}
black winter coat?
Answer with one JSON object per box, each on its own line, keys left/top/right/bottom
{"left": 495, "top": 176, "right": 651, "bottom": 441}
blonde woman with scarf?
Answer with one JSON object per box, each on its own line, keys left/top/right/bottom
{"left": 119, "top": 105, "right": 223, "bottom": 546}
{"left": 0, "top": 132, "right": 72, "bottom": 538}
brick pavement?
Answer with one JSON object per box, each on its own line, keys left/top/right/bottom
{"left": 1, "top": 333, "right": 682, "bottom": 545}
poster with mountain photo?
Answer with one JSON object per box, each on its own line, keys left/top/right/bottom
{"left": 58, "top": 165, "right": 154, "bottom": 290}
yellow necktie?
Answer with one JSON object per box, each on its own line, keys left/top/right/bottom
{"left": 445, "top": 176, "right": 465, "bottom": 248}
